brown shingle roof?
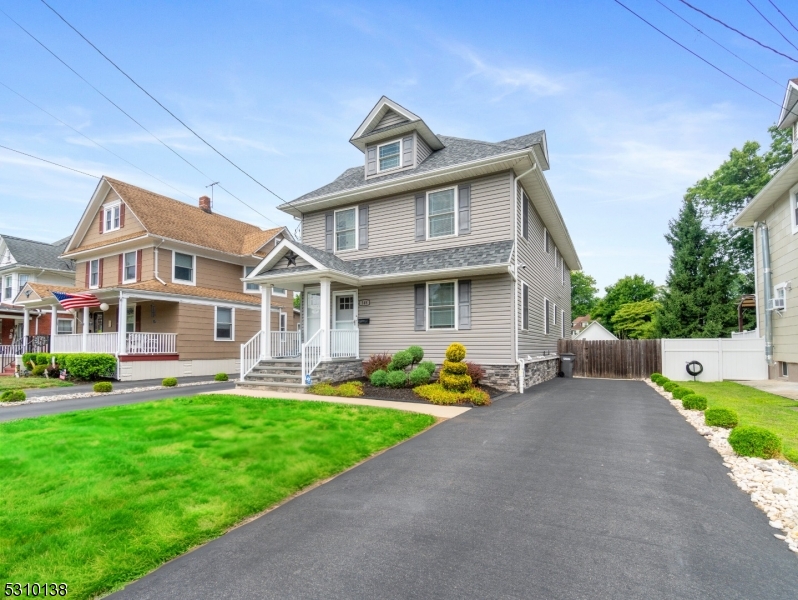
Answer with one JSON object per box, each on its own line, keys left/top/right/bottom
{"left": 104, "top": 178, "right": 284, "bottom": 256}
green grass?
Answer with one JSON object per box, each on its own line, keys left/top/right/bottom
{"left": 0, "top": 377, "right": 73, "bottom": 391}
{"left": 0, "top": 394, "right": 435, "bottom": 598}
{"left": 689, "top": 382, "right": 798, "bottom": 464}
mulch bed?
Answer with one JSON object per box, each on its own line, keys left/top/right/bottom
{"left": 352, "top": 378, "right": 506, "bottom": 406}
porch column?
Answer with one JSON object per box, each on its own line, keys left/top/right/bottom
{"left": 22, "top": 307, "right": 30, "bottom": 339}
{"left": 261, "top": 284, "right": 272, "bottom": 359}
{"left": 118, "top": 296, "right": 127, "bottom": 355}
{"left": 82, "top": 306, "right": 89, "bottom": 352}
{"left": 50, "top": 305, "right": 57, "bottom": 340}
{"left": 320, "top": 277, "right": 331, "bottom": 360}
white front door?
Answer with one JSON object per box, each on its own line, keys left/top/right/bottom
{"left": 331, "top": 291, "right": 358, "bottom": 357}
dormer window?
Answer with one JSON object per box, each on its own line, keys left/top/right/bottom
{"left": 104, "top": 204, "right": 121, "bottom": 233}
{"left": 378, "top": 140, "right": 401, "bottom": 171}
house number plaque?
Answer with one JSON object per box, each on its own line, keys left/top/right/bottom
{"left": 359, "top": 299, "right": 370, "bottom": 306}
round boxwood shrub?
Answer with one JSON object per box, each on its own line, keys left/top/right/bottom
{"left": 386, "top": 370, "right": 408, "bottom": 388}
{"left": 93, "top": 381, "right": 113, "bottom": 393}
{"left": 658, "top": 376, "right": 671, "bottom": 385}
{"left": 370, "top": 369, "right": 388, "bottom": 387}
{"left": 662, "top": 381, "right": 678, "bottom": 392}
{"left": 1, "top": 389, "right": 26, "bottom": 402}
{"left": 650, "top": 372, "right": 663, "bottom": 382}
{"left": 162, "top": 377, "right": 178, "bottom": 387}
{"left": 681, "top": 394, "right": 707, "bottom": 411}
{"left": 407, "top": 345, "right": 424, "bottom": 365}
{"left": 418, "top": 361, "right": 436, "bottom": 375}
{"left": 445, "top": 343, "right": 466, "bottom": 362}
{"left": 390, "top": 350, "right": 413, "bottom": 371}
{"left": 214, "top": 372, "right": 229, "bottom": 382}
{"left": 672, "top": 387, "right": 694, "bottom": 400}
{"left": 704, "top": 408, "right": 738, "bottom": 429}
{"left": 408, "top": 366, "right": 431, "bottom": 386}
{"left": 728, "top": 426, "right": 781, "bottom": 459}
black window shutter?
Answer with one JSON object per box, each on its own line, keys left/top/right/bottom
{"left": 458, "top": 184, "right": 471, "bottom": 235}
{"left": 415, "top": 194, "right": 426, "bottom": 241}
{"left": 458, "top": 280, "right": 471, "bottom": 329}
{"left": 522, "top": 284, "right": 529, "bottom": 330}
{"left": 414, "top": 283, "right": 426, "bottom": 330}
{"left": 522, "top": 193, "right": 529, "bottom": 239}
{"left": 359, "top": 205, "right": 369, "bottom": 249}
{"left": 325, "top": 212, "right": 334, "bottom": 252}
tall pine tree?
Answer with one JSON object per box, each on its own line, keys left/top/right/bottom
{"left": 656, "top": 199, "right": 736, "bottom": 338}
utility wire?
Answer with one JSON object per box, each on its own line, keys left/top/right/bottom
{"left": 0, "top": 143, "right": 98, "bottom": 178}
{"left": 767, "top": 0, "right": 798, "bottom": 35}
{"left": 39, "top": 0, "right": 288, "bottom": 205}
{"left": 745, "top": 0, "right": 798, "bottom": 53}
{"left": 0, "top": 80, "right": 196, "bottom": 201}
{"left": 676, "top": 0, "right": 798, "bottom": 63}
{"left": 655, "top": 0, "right": 783, "bottom": 88}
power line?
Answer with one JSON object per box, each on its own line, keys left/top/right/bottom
{"left": 655, "top": 0, "right": 783, "bottom": 88}
{"left": 676, "top": 0, "right": 798, "bottom": 63}
{"left": 767, "top": 0, "right": 798, "bottom": 35}
{"left": 0, "top": 143, "right": 98, "bottom": 178}
{"left": 745, "top": 0, "right": 798, "bottom": 53}
{"left": 39, "top": 0, "right": 288, "bottom": 205}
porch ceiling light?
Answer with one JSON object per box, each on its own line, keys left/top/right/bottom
{"left": 100, "top": 303, "right": 110, "bottom": 311}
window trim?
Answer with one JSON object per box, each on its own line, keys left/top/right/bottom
{"left": 334, "top": 206, "right": 359, "bottom": 253}
{"left": 243, "top": 265, "right": 259, "bottom": 293}
{"left": 272, "top": 286, "right": 288, "bottom": 297}
{"left": 2, "top": 275, "right": 12, "bottom": 300}
{"left": 172, "top": 250, "right": 196, "bottom": 286}
{"left": 543, "top": 297, "right": 550, "bottom": 334}
{"left": 122, "top": 251, "right": 137, "bottom": 284}
{"left": 89, "top": 259, "right": 100, "bottom": 289}
{"left": 103, "top": 203, "right": 121, "bottom": 233}
{"left": 774, "top": 282, "right": 788, "bottom": 311}
{"left": 377, "top": 138, "right": 402, "bottom": 173}
{"left": 214, "top": 306, "right": 235, "bottom": 342}
{"left": 561, "top": 260, "right": 565, "bottom": 286}
{"left": 781, "top": 361, "right": 789, "bottom": 378}
{"left": 561, "top": 309, "right": 565, "bottom": 338}
{"left": 791, "top": 182, "right": 798, "bottom": 235}
{"left": 56, "top": 318, "right": 74, "bottom": 335}
{"left": 426, "top": 186, "right": 458, "bottom": 240}
{"left": 426, "top": 279, "right": 458, "bottom": 331}
{"left": 521, "top": 281, "right": 529, "bottom": 330}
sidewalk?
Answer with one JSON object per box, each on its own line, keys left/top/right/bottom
{"left": 20, "top": 374, "right": 231, "bottom": 399}
{"left": 739, "top": 379, "right": 798, "bottom": 401}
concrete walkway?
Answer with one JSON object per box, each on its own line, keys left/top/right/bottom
{"left": 111, "top": 378, "right": 798, "bottom": 600}
{"left": 740, "top": 379, "right": 798, "bottom": 401}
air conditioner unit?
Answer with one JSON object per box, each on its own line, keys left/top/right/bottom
{"left": 769, "top": 297, "right": 785, "bottom": 311}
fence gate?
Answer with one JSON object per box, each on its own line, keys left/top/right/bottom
{"left": 557, "top": 339, "right": 662, "bottom": 379}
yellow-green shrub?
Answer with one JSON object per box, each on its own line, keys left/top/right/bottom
{"left": 442, "top": 360, "right": 467, "bottom": 375}
{"left": 445, "top": 343, "right": 466, "bottom": 362}
{"left": 308, "top": 381, "right": 364, "bottom": 398}
{"left": 414, "top": 383, "right": 490, "bottom": 406}
{"left": 439, "top": 372, "right": 471, "bottom": 392}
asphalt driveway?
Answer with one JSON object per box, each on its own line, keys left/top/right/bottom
{"left": 112, "top": 378, "right": 798, "bottom": 599}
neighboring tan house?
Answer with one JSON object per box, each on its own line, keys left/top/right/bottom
{"left": 243, "top": 96, "right": 580, "bottom": 392}
{"left": 732, "top": 79, "right": 798, "bottom": 381}
{"left": 572, "top": 315, "right": 591, "bottom": 337}
{"left": 573, "top": 320, "right": 617, "bottom": 341}
{"left": 15, "top": 177, "right": 298, "bottom": 380}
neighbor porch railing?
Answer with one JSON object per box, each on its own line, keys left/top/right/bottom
{"left": 240, "top": 330, "right": 266, "bottom": 381}
{"left": 126, "top": 332, "right": 176, "bottom": 354}
{"left": 50, "top": 332, "right": 176, "bottom": 355}
{"left": 301, "top": 329, "right": 323, "bottom": 385}
{"left": 271, "top": 331, "right": 301, "bottom": 358}
{"left": 51, "top": 334, "right": 83, "bottom": 353}
{"left": 329, "top": 329, "right": 358, "bottom": 359}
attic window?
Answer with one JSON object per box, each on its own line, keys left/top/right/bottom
{"left": 378, "top": 140, "right": 401, "bottom": 171}
{"left": 104, "top": 205, "right": 121, "bottom": 233}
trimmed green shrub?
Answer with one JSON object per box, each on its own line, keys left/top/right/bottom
{"left": 162, "top": 377, "right": 178, "bottom": 387}
{"left": 386, "top": 370, "right": 408, "bottom": 388}
{"left": 31, "top": 365, "right": 46, "bottom": 377}
{"left": 370, "top": 369, "right": 388, "bottom": 387}
{"left": 657, "top": 376, "right": 671, "bottom": 385}
{"left": 682, "top": 394, "right": 708, "bottom": 411}
{"left": 93, "top": 381, "right": 113, "bottom": 393}
{"left": 214, "top": 372, "right": 229, "bottom": 381}
{"left": 1, "top": 389, "right": 26, "bottom": 402}
{"left": 418, "top": 361, "right": 436, "bottom": 375}
{"left": 728, "top": 426, "right": 781, "bottom": 459}
{"left": 650, "top": 372, "right": 662, "bottom": 381}
{"left": 662, "top": 381, "right": 678, "bottom": 392}
{"left": 414, "top": 383, "right": 490, "bottom": 406}
{"left": 407, "top": 345, "right": 424, "bottom": 365}
{"left": 409, "top": 366, "right": 432, "bottom": 386}
{"left": 60, "top": 354, "right": 116, "bottom": 380}
{"left": 705, "top": 408, "right": 738, "bottom": 429}
{"left": 445, "top": 343, "right": 466, "bottom": 362}
{"left": 390, "top": 350, "right": 413, "bottom": 371}
{"left": 363, "top": 353, "right": 391, "bottom": 377}
{"left": 672, "top": 387, "right": 694, "bottom": 400}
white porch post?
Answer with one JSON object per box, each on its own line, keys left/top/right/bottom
{"left": 261, "top": 284, "right": 272, "bottom": 359}
{"left": 320, "top": 277, "right": 331, "bottom": 360}
{"left": 22, "top": 307, "right": 30, "bottom": 339}
{"left": 118, "top": 296, "right": 127, "bottom": 355}
{"left": 82, "top": 306, "right": 89, "bottom": 352}
{"left": 50, "top": 305, "right": 57, "bottom": 342}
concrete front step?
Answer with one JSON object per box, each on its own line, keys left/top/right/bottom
{"left": 236, "top": 380, "right": 309, "bottom": 394}
{"left": 245, "top": 374, "right": 303, "bottom": 384}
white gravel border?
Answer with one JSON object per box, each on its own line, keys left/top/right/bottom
{"left": 0, "top": 380, "right": 223, "bottom": 408}
{"left": 647, "top": 379, "right": 798, "bottom": 555}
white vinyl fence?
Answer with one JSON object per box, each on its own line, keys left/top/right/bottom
{"left": 662, "top": 337, "right": 767, "bottom": 382}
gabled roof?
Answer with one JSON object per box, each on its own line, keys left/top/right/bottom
{"left": 349, "top": 96, "right": 444, "bottom": 152}
{"left": 732, "top": 151, "right": 798, "bottom": 227}
{"left": 0, "top": 234, "right": 74, "bottom": 272}
{"left": 573, "top": 320, "right": 618, "bottom": 340}
{"left": 778, "top": 78, "right": 798, "bottom": 130}
{"left": 65, "top": 177, "right": 288, "bottom": 257}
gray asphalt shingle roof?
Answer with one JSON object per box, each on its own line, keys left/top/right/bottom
{"left": 291, "top": 133, "right": 544, "bottom": 204}
{"left": 0, "top": 235, "right": 74, "bottom": 272}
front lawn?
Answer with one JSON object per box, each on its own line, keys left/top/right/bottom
{"left": 0, "top": 377, "right": 73, "bottom": 391}
{"left": 0, "top": 395, "right": 434, "bottom": 599}
{"left": 688, "top": 381, "right": 798, "bottom": 464}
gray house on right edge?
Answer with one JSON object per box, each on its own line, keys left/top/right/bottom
{"left": 243, "top": 97, "right": 581, "bottom": 392}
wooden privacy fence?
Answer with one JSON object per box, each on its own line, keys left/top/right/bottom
{"left": 557, "top": 339, "right": 662, "bottom": 379}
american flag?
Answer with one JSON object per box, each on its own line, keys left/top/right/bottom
{"left": 52, "top": 291, "right": 101, "bottom": 310}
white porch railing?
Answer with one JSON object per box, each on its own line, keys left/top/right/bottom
{"left": 240, "top": 330, "right": 265, "bottom": 380}
{"left": 126, "top": 332, "right": 176, "bottom": 354}
{"left": 88, "top": 332, "right": 119, "bottom": 354}
{"left": 330, "top": 329, "right": 359, "bottom": 359}
{"left": 271, "top": 331, "right": 301, "bottom": 358}
{"left": 301, "top": 329, "right": 324, "bottom": 384}
{"left": 51, "top": 334, "right": 84, "bottom": 353}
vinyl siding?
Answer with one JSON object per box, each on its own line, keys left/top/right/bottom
{"left": 302, "top": 172, "right": 514, "bottom": 260}
{"left": 516, "top": 182, "right": 570, "bottom": 357}
{"left": 375, "top": 110, "right": 408, "bottom": 129}
{"left": 78, "top": 189, "right": 146, "bottom": 248}
{"left": 755, "top": 189, "right": 798, "bottom": 364}
{"left": 272, "top": 255, "right": 311, "bottom": 270}
{"left": 195, "top": 256, "right": 247, "bottom": 293}
{"left": 76, "top": 248, "right": 154, "bottom": 287}
{"left": 416, "top": 135, "right": 432, "bottom": 164}
{"left": 176, "top": 303, "right": 260, "bottom": 360}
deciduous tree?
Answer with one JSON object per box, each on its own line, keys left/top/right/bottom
{"left": 571, "top": 271, "right": 599, "bottom": 318}
{"left": 592, "top": 275, "right": 657, "bottom": 334}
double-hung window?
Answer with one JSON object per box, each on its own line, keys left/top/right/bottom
{"left": 244, "top": 266, "right": 259, "bottom": 292}
{"left": 89, "top": 259, "right": 100, "bottom": 288}
{"left": 3, "top": 275, "right": 11, "bottom": 300}
{"left": 173, "top": 252, "right": 194, "bottom": 284}
{"left": 215, "top": 307, "right": 234, "bottom": 340}
{"left": 378, "top": 140, "right": 401, "bottom": 171}
{"left": 18, "top": 274, "right": 29, "bottom": 289}
{"left": 428, "top": 187, "right": 456, "bottom": 238}
{"left": 543, "top": 228, "right": 550, "bottom": 253}
{"left": 521, "top": 282, "right": 529, "bottom": 330}
{"left": 335, "top": 208, "right": 357, "bottom": 252}
{"left": 544, "top": 298, "right": 550, "bottom": 334}
{"left": 57, "top": 319, "right": 74, "bottom": 335}
{"left": 104, "top": 205, "right": 120, "bottom": 232}
{"left": 428, "top": 281, "right": 456, "bottom": 329}
{"left": 123, "top": 251, "right": 137, "bottom": 283}
{"left": 561, "top": 310, "right": 565, "bottom": 338}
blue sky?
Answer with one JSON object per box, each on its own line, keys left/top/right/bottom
{"left": 1, "top": 0, "right": 796, "bottom": 292}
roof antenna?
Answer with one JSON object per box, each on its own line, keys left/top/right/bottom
{"left": 205, "top": 181, "right": 219, "bottom": 209}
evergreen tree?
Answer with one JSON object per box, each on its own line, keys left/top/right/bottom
{"left": 656, "top": 200, "right": 736, "bottom": 338}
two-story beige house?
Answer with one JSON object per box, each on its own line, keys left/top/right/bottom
{"left": 15, "top": 177, "right": 299, "bottom": 380}
{"left": 733, "top": 79, "right": 798, "bottom": 381}
{"left": 243, "top": 97, "right": 580, "bottom": 392}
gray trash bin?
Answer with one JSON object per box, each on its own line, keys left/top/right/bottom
{"left": 560, "top": 352, "right": 576, "bottom": 378}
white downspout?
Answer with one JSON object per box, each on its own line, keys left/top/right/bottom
{"left": 756, "top": 222, "right": 775, "bottom": 367}
{"left": 153, "top": 239, "right": 167, "bottom": 285}
{"left": 513, "top": 161, "right": 537, "bottom": 393}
